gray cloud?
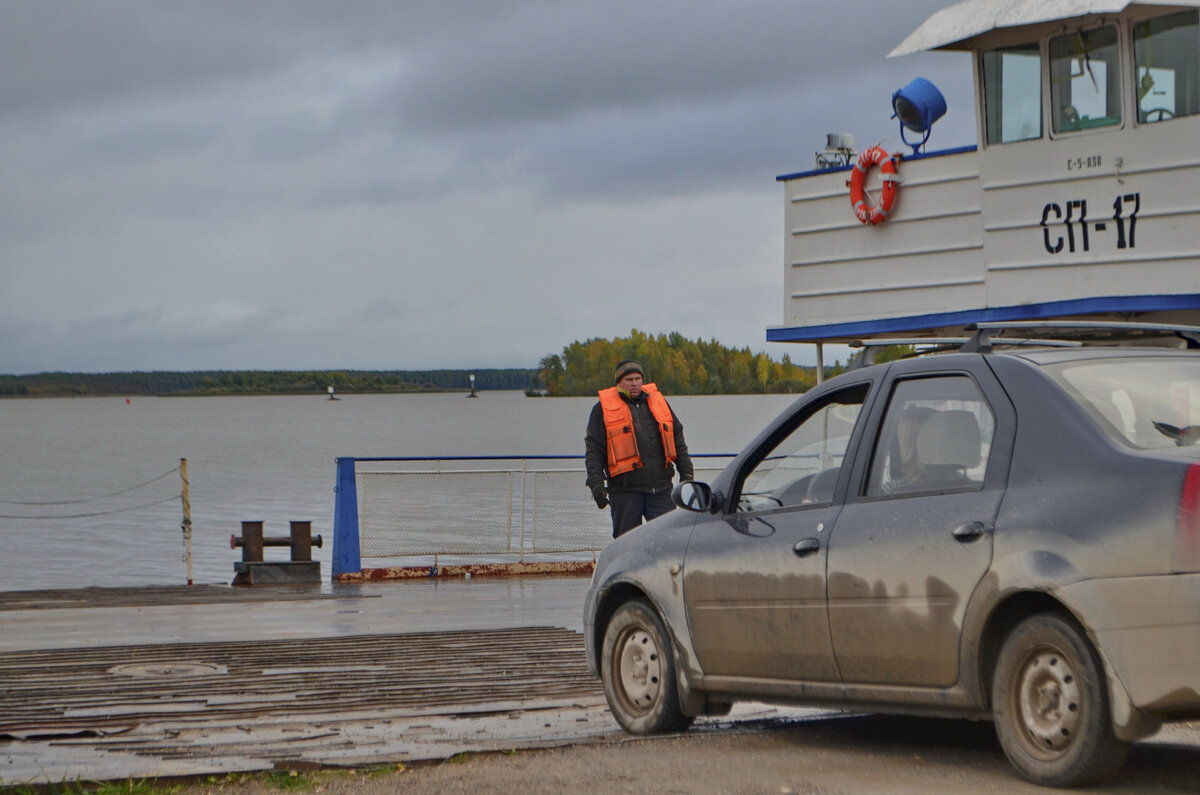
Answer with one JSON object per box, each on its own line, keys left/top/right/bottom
{"left": 0, "top": 0, "right": 972, "bottom": 375}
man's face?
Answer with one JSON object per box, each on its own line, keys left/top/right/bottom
{"left": 618, "top": 372, "right": 643, "bottom": 397}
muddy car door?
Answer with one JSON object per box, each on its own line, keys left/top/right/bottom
{"left": 825, "top": 362, "right": 1015, "bottom": 687}
{"left": 682, "top": 383, "right": 871, "bottom": 682}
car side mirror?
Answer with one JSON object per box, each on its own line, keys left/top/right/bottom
{"left": 673, "top": 480, "right": 714, "bottom": 513}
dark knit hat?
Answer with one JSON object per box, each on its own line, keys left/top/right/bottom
{"left": 613, "top": 359, "right": 644, "bottom": 384}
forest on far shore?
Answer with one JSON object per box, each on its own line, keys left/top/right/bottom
{"left": 0, "top": 369, "right": 535, "bottom": 397}
{"left": 534, "top": 329, "right": 860, "bottom": 396}
{"left": 2, "top": 331, "right": 896, "bottom": 398}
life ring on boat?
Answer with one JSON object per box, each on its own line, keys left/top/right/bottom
{"left": 848, "top": 146, "right": 899, "bottom": 225}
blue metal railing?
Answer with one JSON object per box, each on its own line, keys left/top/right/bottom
{"left": 332, "top": 454, "right": 735, "bottom": 579}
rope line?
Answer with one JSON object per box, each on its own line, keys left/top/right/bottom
{"left": 0, "top": 466, "right": 181, "bottom": 506}
{"left": 0, "top": 493, "right": 183, "bottom": 520}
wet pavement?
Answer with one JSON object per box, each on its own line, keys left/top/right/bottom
{"left": 0, "top": 577, "right": 615, "bottom": 785}
{"left": 0, "top": 578, "right": 589, "bottom": 653}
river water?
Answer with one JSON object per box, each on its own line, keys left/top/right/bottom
{"left": 0, "top": 391, "right": 797, "bottom": 591}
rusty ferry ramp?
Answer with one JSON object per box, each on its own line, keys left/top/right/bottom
{"left": 0, "top": 581, "right": 617, "bottom": 785}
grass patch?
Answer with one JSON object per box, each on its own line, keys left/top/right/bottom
{"left": 261, "top": 771, "right": 316, "bottom": 791}
{"left": 1, "top": 763, "right": 413, "bottom": 795}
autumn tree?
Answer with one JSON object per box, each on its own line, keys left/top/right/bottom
{"left": 536, "top": 330, "right": 819, "bottom": 396}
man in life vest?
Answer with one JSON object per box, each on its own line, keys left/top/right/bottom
{"left": 585, "top": 359, "right": 694, "bottom": 538}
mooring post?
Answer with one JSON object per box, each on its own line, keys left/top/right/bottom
{"left": 332, "top": 457, "right": 361, "bottom": 580}
{"left": 289, "top": 520, "right": 314, "bottom": 562}
{"left": 240, "top": 521, "right": 265, "bottom": 563}
{"left": 230, "top": 521, "right": 322, "bottom": 586}
{"left": 180, "top": 457, "right": 193, "bottom": 586}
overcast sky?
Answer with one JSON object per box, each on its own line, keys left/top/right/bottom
{"left": 1, "top": 0, "right": 974, "bottom": 375}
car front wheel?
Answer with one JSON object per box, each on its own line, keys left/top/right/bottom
{"left": 991, "top": 613, "right": 1129, "bottom": 787}
{"left": 600, "top": 599, "right": 693, "bottom": 734}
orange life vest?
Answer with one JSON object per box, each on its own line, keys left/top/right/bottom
{"left": 598, "top": 383, "right": 678, "bottom": 477}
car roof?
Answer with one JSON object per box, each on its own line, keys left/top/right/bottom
{"left": 1000, "top": 346, "right": 1200, "bottom": 366}
{"left": 844, "top": 321, "right": 1200, "bottom": 371}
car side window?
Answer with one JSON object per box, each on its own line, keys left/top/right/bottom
{"left": 866, "top": 376, "right": 995, "bottom": 498}
{"left": 737, "top": 386, "right": 867, "bottom": 512}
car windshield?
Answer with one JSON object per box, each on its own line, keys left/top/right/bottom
{"left": 1046, "top": 358, "right": 1200, "bottom": 449}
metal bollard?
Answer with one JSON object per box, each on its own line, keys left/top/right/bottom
{"left": 231, "top": 521, "right": 323, "bottom": 563}
{"left": 231, "top": 521, "right": 264, "bottom": 563}
{"left": 289, "top": 521, "right": 318, "bottom": 562}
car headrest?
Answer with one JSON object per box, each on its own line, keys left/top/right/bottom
{"left": 916, "top": 410, "right": 982, "bottom": 469}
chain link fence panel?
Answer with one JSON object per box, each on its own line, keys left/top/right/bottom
{"left": 355, "top": 456, "right": 733, "bottom": 560}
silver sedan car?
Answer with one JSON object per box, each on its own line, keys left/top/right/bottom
{"left": 584, "top": 325, "right": 1200, "bottom": 787}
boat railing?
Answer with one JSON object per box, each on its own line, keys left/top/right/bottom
{"left": 331, "top": 454, "right": 735, "bottom": 578}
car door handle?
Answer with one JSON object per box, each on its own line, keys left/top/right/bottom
{"left": 793, "top": 538, "right": 821, "bottom": 557}
{"left": 952, "top": 522, "right": 988, "bottom": 542}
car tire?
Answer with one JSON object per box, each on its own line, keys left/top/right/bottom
{"left": 600, "top": 599, "right": 693, "bottom": 734}
{"left": 991, "top": 613, "right": 1129, "bottom": 787}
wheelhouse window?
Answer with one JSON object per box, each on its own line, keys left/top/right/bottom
{"left": 982, "top": 43, "right": 1042, "bottom": 144}
{"left": 1134, "top": 10, "right": 1200, "bottom": 123}
{"left": 1050, "top": 26, "right": 1122, "bottom": 133}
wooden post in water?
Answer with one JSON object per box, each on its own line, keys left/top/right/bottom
{"left": 180, "top": 457, "right": 193, "bottom": 586}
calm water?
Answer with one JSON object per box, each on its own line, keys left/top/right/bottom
{"left": 0, "top": 391, "right": 797, "bottom": 591}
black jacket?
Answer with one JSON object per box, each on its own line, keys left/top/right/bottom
{"left": 584, "top": 390, "right": 693, "bottom": 493}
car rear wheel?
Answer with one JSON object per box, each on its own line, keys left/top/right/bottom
{"left": 991, "top": 614, "right": 1129, "bottom": 787}
{"left": 600, "top": 599, "right": 693, "bottom": 734}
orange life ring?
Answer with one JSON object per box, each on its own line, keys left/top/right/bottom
{"left": 848, "top": 146, "right": 899, "bottom": 225}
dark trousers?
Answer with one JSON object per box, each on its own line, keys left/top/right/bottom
{"left": 608, "top": 489, "right": 675, "bottom": 538}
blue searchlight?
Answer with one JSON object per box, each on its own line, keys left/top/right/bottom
{"left": 892, "top": 77, "right": 946, "bottom": 155}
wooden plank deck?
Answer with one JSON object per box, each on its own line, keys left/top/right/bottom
{"left": 0, "top": 626, "right": 612, "bottom": 785}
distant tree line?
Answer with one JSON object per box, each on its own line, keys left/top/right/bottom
{"left": 0, "top": 369, "right": 537, "bottom": 397}
{"left": 534, "top": 329, "right": 846, "bottom": 396}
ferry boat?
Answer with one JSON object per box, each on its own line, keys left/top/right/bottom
{"left": 771, "top": 1, "right": 1200, "bottom": 356}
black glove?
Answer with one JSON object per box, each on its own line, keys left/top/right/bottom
{"left": 591, "top": 484, "right": 609, "bottom": 509}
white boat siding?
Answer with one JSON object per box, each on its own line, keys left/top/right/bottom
{"left": 771, "top": 3, "right": 1200, "bottom": 343}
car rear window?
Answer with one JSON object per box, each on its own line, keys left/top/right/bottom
{"left": 1046, "top": 358, "right": 1200, "bottom": 449}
